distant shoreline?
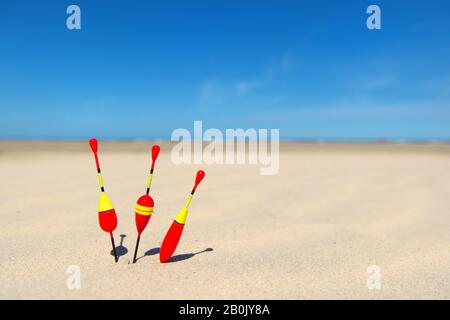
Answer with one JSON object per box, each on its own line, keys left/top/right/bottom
{"left": 1, "top": 140, "right": 450, "bottom": 155}
{"left": 1, "top": 138, "right": 449, "bottom": 144}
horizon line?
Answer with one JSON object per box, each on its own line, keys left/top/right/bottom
{"left": 1, "top": 138, "right": 449, "bottom": 144}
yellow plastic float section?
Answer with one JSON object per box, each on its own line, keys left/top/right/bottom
{"left": 98, "top": 192, "right": 114, "bottom": 213}
{"left": 135, "top": 204, "right": 153, "bottom": 216}
{"left": 175, "top": 207, "right": 188, "bottom": 225}
{"left": 174, "top": 193, "right": 194, "bottom": 224}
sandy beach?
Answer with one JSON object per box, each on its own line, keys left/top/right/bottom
{"left": 1, "top": 141, "right": 450, "bottom": 299}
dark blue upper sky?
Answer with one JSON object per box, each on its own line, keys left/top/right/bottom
{"left": 1, "top": 0, "right": 449, "bottom": 140}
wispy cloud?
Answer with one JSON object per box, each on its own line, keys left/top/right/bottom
{"left": 359, "top": 75, "right": 398, "bottom": 90}
{"left": 252, "top": 101, "right": 450, "bottom": 124}
{"left": 196, "top": 53, "right": 295, "bottom": 109}
{"left": 263, "top": 52, "right": 296, "bottom": 76}
{"left": 197, "top": 78, "right": 265, "bottom": 111}
{"left": 199, "top": 79, "right": 219, "bottom": 99}
{"left": 199, "top": 78, "right": 263, "bottom": 98}
{"left": 234, "top": 81, "right": 260, "bottom": 94}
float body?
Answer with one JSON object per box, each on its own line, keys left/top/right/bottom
{"left": 135, "top": 194, "right": 154, "bottom": 235}
{"left": 159, "top": 206, "right": 189, "bottom": 263}
{"left": 98, "top": 192, "right": 118, "bottom": 233}
{"left": 160, "top": 170, "right": 205, "bottom": 263}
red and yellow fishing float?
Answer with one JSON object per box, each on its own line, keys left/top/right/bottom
{"left": 132, "top": 145, "right": 160, "bottom": 263}
{"left": 160, "top": 170, "right": 205, "bottom": 263}
{"left": 89, "top": 138, "right": 119, "bottom": 263}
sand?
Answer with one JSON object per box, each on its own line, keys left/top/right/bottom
{"left": 1, "top": 141, "right": 450, "bottom": 299}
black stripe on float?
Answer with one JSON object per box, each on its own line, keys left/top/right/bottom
{"left": 146, "top": 187, "right": 150, "bottom": 194}
{"left": 101, "top": 187, "right": 105, "bottom": 192}
{"left": 150, "top": 168, "right": 154, "bottom": 174}
{"left": 97, "top": 168, "right": 101, "bottom": 173}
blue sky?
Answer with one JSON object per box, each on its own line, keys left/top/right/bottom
{"left": 0, "top": 0, "right": 449, "bottom": 140}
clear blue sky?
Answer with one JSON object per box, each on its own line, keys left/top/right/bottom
{"left": 1, "top": 0, "right": 449, "bottom": 140}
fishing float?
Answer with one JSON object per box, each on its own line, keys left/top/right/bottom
{"left": 159, "top": 170, "right": 205, "bottom": 263}
{"left": 89, "top": 138, "right": 119, "bottom": 263}
{"left": 132, "top": 145, "right": 161, "bottom": 264}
